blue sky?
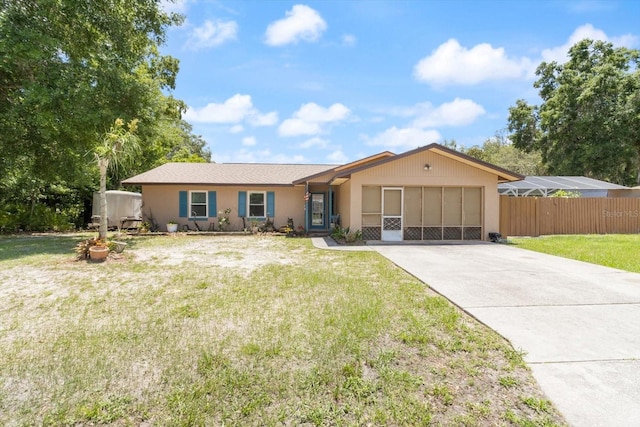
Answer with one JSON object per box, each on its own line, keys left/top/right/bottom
{"left": 159, "top": 0, "right": 640, "bottom": 164}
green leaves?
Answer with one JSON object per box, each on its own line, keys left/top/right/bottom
{"left": 0, "top": 0, "right": 208, "bottom": 230}
{"left": 507, "top": 39, "right": 640, "bottom": 185}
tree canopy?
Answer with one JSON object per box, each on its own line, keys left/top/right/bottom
{"left": 0, "top": 0, "right": 210, "bottom": 231}
{"left": 507, "top": 39, "right": 640, "bottom": 186}
{"left": 443, "top": 134, "right": 545, "bottom": 176}
{"left": 462, "top": 131, "right": 545, "bottom": 176}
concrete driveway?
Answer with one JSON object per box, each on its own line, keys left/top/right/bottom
{"left": 370, "top": 242, "right": 640, "bottom": 427}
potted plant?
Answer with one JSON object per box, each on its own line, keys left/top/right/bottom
{"left": 166, "top": 220, "right": 178, "bottom": 233}
{"left": 140, "top": 221, "right": 150, "bottom": 233}
{"left": 88, "top": 240, "right": 109, "bottom": 261}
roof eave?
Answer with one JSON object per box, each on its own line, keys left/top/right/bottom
{"left": 122, "top": 181, "right": 295, "bottom": 187}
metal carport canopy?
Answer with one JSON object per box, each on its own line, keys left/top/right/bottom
{"left": 498, "top": 176, "right": 628, "bottom": 197}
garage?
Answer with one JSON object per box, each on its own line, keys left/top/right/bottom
{"left": 361, "top": 185, "right": 483, "bottom": 241}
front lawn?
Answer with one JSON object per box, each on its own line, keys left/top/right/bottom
{"left": 0, "top": 234, "right": 565, "bottom": 426}
{"left": 511, "top": 234, "right": 640, "bottom": 273}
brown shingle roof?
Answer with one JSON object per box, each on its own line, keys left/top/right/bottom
{"left": 122, "top": 162, "right": 337, "bottom": 186}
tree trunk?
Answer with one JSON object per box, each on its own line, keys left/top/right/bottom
{"left": 98, "top": 159, "right": 109, "bottom": 240}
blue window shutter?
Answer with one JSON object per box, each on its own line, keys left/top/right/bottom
{"left": 266, "top": 191, "right": 275, "bottom": 218}
{"left": 208, "top": 191, "right": 217, "bottom": 218}
{"left": 179, "top": 191, "right": 188, "bottom": 218}
{"left": 238, "top": 191, "right": 247, "bottom": 217}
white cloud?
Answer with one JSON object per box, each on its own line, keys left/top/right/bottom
{"left": 414, "top": 38, "right": 534, "bottom": 86}
{"left": 327, "top": 150, "right": 348, "bottom": 163}
{"left": 300, "top": 137, "right": 329, "bottom": 149}
{"left": 248, "top": 111, "right": 279, "bottom": 126}
{"left": 364, "top": 127, "right": 441, "bottom": 149}
{"left": 185, "top": 94, "right": 278, "bottom": 127}
{"left": 265, "top": 4, "right": 327, "bottom": 46}
{"left": 185, "top": 19, "right": 238, "bottom": 50}
{"left": 411, "top": 98, "right": 485, "bottom": 128}
{"left": 242, "top": 136, "right": 257, "bottom": 146}
{"left": 279, "top": 102, "right": 351, "bottom": 137}
{"left": 342, "top": 34, "right": 357, "bottom": 47}
{"left": 542, "top": 23, "right": 639, "bottom": 63}
{"left": 278, "top": 119, "right": 322, "bottom": 136}
{"left": 229, "top": 125, "right": 244, "bottom": 134}
{"left": 296, "top": 102, "right": 350, "bottom": 122}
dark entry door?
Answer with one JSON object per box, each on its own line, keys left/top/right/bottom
{"left": 310, "top": 193, "right": 325, "bottom": 229}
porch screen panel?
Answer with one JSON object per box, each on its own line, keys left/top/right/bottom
{"left": 463, "top": 188, "right": 482, "bottom": 225}
{"left": 423, "top": 187, "right": 442, "bottom": 225}
{"left": 443, "top": 188, "right": 462, "bottom": 225}
{"left": 383, "top": 189, "right": 401, "bottom": 216}
{"left": 403, "top": 187, "right": 422, "bottom": 240}
{"left": 362, "top": 186, "right": 381, "bottom": 213}
{"left": 403, "top": 187, "right": 422, "bottom": 226}
{"left": 362, "top": 186, "right": 382, "bottom": 239}
{"left": 362, "top": 214, "right": 381, "bottom": 226}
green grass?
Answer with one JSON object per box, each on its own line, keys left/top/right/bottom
{"left": 0, "top": 233, "right": 567, "bottom": 426}
{"left": 511, "top": 234, "right": 640, "bottom": 272}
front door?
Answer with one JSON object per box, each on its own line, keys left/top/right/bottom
{"left": 382, "top": 187, "right": 403, "bottom": 241}
{"left": 310, "top": 193, "right": 325, "bottom": 229}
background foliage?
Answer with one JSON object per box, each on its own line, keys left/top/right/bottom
{"left": 0, "top": 0, "right": 210, "bottom": 231}
{"left": 507, "top": 39, "right": 640, "bottom": 186}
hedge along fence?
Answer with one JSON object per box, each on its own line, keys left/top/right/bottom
{"left": 499, "top": 196, "right": 640, "bottom": 237}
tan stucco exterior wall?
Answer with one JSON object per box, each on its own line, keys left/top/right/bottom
{"left": 342, "top": 150, "right": 501, "bottom": 238}
{"left": 141, "top": 185, "right": 306, "bottom": 231}
{"left": 337, "top": 180, "right": 352, "bottom": 228}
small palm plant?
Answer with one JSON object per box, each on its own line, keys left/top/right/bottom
{"left": 95, "top": 118, "right": 140, "bottom": 240}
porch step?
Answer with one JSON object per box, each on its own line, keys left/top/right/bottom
{"left": 307, "top": 231, "right": 330, "bottom": 237}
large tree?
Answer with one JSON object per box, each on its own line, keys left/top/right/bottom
{"left": 464, "top": 131, "right": 545, "bottom": 176}
{"left": 0, "top": 0, "right": 208, "bottom": 230}
{"left": 508, "top": 39, "right": 640, "bottom": 185}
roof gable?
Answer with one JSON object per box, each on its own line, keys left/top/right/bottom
{"left": 332, "top": 144, "right": 523, "bottom": 183}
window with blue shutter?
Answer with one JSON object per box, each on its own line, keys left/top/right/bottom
{"left": 190, "top": 191, "right": 207, "bottom": 217}
{"left": 208, "top": 191, "right": 217, "bottom": 218}
{"left": 238, "top": 191, "right": 247, "bottom": 217}
{"left": 179, "top": 191, "right": 188, "bottom": 218}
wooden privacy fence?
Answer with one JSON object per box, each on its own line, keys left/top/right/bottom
{"left": 499, "top": 196, "right": 640, "bottom": 237}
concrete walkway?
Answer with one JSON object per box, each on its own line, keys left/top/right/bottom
{"left": 312, "top": 238, "right": 640, "bottom": 427}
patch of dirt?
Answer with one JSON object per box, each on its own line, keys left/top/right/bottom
{"left": 130, "top": 235, "right": 298, "bottom": 273}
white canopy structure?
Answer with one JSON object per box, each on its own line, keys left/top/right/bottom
{"left": 92, "top": 190, "right": 142, "bottom": 228}
{"left": 498, "top": 176, "right": 628, "bottom": 197}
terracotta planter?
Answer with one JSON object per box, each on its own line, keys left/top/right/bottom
{"left": 89, "top": 246, "right": 109, "bottom": 261}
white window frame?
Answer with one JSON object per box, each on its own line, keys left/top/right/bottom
{"left": 189, "top": 190, "right": 207, "bottom": 218}
{"left": 248, "top": 191, "right": 266, "bottom": 218}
